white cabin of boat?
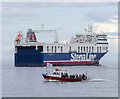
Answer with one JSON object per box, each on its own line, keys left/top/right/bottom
{"left": 50, "top": 69, "right": 67, "bottom": 77}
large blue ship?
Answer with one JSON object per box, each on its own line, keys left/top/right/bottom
{"left": 14, "top": 27, "right": 108, "bottom": 66}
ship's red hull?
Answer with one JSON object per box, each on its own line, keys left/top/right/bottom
{"left": 44, "top": 61, "right": 99, "bottom": 66}
{"left": 42, "top": 74, "right": 86, "bottom": 82}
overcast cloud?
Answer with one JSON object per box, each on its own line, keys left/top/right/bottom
{"left": 2, "top": 2, "right": 117, "bottom": 8}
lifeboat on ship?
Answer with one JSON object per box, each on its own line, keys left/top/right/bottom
{"left": 42, "top": 68, "right": 87, "bottom": 82}
{"left": 16, "top": 33, "right": 22, "bottom": 42}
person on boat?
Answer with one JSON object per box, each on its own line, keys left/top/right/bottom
{"left": 65, "top": 73, "right": 68, "bottom": 78}
{"left": 61, "top": 73, "right": 66, "bottom": 78}
{"left": 70, "top": 75, "right": 73, "bottom": 78}
{"left": 76, "top": 74, "right": 79, "bottom": 78}
{"left": 61, "top": 72, "right": 64, "bottom": 78}
{"left": 82, "top": 73, "right": 85, "bottom": 79}
{"left": 82, "top": 73, "right": 87, "bottom": 79}
{"left": 53, "top": 72, "right": 56, "bottom": 75}
{"left": 79, "top": 74, "right": 82, "bottom": 79}
{"left": 73, "top": 74, "right": 75, "bottom": 78}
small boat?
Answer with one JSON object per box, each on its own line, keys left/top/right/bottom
{"left": 42, "top": 68, "right": 87, "bottom": 82}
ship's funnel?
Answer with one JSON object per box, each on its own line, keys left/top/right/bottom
{"left": 26, "top": 29, "right": 37, "bottom": 42}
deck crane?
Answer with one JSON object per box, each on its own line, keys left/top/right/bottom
{"left": 26, "top": 27, "right": 58, "bottom": 43}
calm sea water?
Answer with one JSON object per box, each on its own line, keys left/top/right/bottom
{"left": 2, "top": 60, "right": 118, "bottom": 97}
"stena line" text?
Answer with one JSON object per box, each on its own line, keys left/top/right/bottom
{"left": 70, "top": 53, "right": 96, "bottom": 61}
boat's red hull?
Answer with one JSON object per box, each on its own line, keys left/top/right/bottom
{"left": 42, "top": 74, "right": 86, "bottom": 82}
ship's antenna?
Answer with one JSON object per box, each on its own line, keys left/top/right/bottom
{"left": 88, "top": 25, "right": 90, "bottom": 33}
{"left": 85, "top": 28, "right": 87, "bottom": 32}
{"left": 55, "top": 31, "right": 58, "bottom": 43}
{"left": 90, "top": 26, "right": 92, "bottom": 33}
{"left": 42, "top": 24, "right": 44, "bottom": 30}
{"left": 85, "top": 25, "right": 93, "bottom": 34}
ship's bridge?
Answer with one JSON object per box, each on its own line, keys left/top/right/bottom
{"left": 70, "top": 34, "right": 97, "bottom": 44}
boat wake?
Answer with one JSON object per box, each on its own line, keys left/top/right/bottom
{"left": 44, "top": 79, "right": 59, "bottom": 82}
{"left": 87, "top": 78, "right": 111, "bottom": 82}
{"left": 44, "top": 78, "right": 116, "bottom": 83}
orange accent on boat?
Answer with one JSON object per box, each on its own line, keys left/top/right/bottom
{"left": 76, "top": 40, "right": 79, "bottom": 42}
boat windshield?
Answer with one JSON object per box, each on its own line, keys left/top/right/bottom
{"left": 53, "top": 72, "right": 61, "bottom": 75}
